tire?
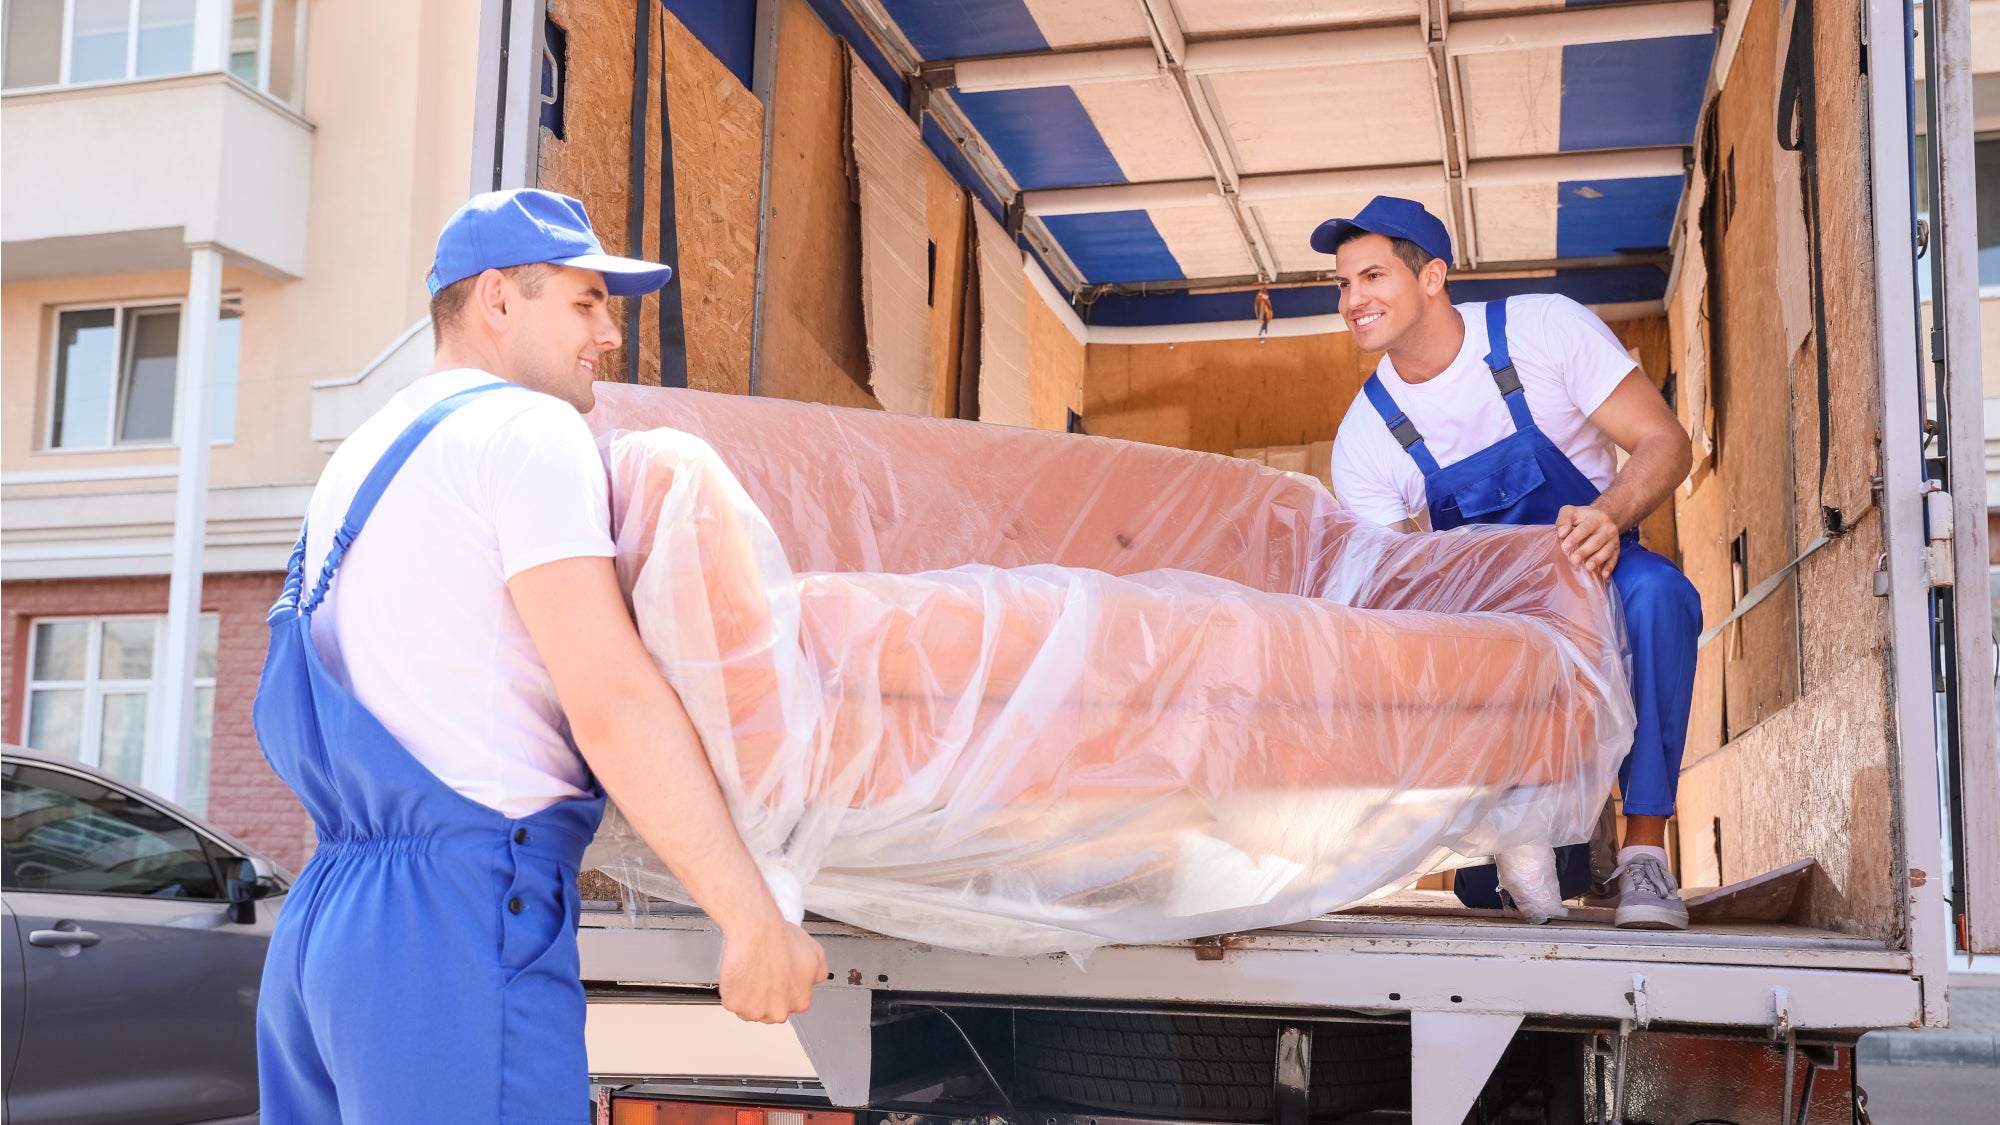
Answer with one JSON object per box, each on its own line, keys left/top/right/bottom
{"left": 1013, "top": 1011, "right": 1409, "bottom": 1121}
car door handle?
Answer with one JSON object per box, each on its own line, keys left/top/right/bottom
{"left": 27, "top": 928, "right": 101, "bottom": 949}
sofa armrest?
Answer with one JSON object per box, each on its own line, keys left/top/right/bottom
{"left": 1329, "top": 523, "right": 1612, "bottom": 644}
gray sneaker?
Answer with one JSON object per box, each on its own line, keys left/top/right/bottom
{"left": 1612, "top": 852, "right": 1690, "bottom": 930}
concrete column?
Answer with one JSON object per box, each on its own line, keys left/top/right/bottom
{"left": 148, "top": 245, "right": 224, "bottom": 803}
{"left": 192, "top": 0, "right": 228, "bottom": 73}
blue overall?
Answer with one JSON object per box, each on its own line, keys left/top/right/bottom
{"left": 253, "top": 384, "right": 607, "bottom": 1124}
{"left": 1361, "top": 299, "right": 1700, "bottom": 906}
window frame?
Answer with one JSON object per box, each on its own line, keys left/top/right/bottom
{"left": 1, "top": 0, "right": 307, "bottom": 108}
{"left": 40, "top": 294, "right": 241, "bottom": 453}
{"left": 1, "top": 756, "right": 241, "bottom": 901}
{"left": 20, "top": 613, "right": 218, "bottom": 783}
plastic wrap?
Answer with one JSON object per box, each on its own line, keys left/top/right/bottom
{"left": 581, "top": 385, "right": 1635, "bottom": 956}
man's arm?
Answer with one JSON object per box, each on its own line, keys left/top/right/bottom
{"left": 508, "top": 555, "right": 826, "bottom": 1023}
{"left": 1555, "top": 369, "right": 1694, "bottom": 579}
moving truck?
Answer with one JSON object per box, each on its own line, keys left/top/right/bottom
{"left": 449, "top": 0, "right": 2000, "bottom": 1119}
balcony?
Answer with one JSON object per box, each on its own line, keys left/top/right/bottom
{"left": 1, "top": 0, "right": 312, "bottom": 281}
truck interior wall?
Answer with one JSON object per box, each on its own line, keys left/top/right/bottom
{"left": 1669, "top": 0, "right": 1900, "bottom": 942}
{"left": 539, "top": 0, "right": 759, "bottom": 394}
{"left": 1026, "top": 276, "right": 1085, "bottom": 432}
{"left": 926, "top": 165, "right": 968, "bottom": 417}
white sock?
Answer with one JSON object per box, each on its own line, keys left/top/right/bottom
{"left": 1618, "top": 844, "right": 1671, "bottom": 867}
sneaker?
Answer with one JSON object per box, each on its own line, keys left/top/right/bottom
{"left": 1613, "top": 851, "right": 1689, "bottom": 930}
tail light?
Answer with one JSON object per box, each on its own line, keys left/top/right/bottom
{"left": 606, "top": 1097, "right": 855, "bottom": 1125}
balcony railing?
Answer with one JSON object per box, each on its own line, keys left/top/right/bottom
{"left": 1, "top": 0, "right": 305, "bottom": 110}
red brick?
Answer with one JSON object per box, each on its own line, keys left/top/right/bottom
{"left": 1, "top": 573, "right": 312, "bottom": 872}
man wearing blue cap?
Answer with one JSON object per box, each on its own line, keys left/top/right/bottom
{"left": 1317, "top": 196, "right": 1702, "bottom": 931}
{"left": 254, "top": 189, "right": 825, "bottom": 1122}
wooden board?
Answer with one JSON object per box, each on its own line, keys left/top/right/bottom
{"left": 1684, "top": 857, "right": 1817, "bottom": 924}
{"left": 537, "top": 0, "right": 759, "bottom": 394}
{"left": 849, "top": 56, "right": 932, "bottom": 414}
{"left": 1083, "top": 331, "right": 1378, "bottom": 455}
{"left": 926, "top": 162, "right": 968, "bottom": 417}
{"left": 1026, "top": 275, "right": 1084, "bottom": 432}
{"left": 757, "top": 0, "right": 880, "bottom": 409}
{"left": 1668, "top": 0, "right": 1896, "bottom": 945}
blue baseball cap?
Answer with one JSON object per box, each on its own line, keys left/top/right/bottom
{"left": 426, "top": 189, "right": 673, "bottom": 298}
{"left": 1309, "top": 196, "right": 1454, "bottom": 267}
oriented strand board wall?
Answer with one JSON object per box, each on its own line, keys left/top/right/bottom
{"left": 1027, "top": 280, "right": 1084, "bottom": 431}
{"left": 538, "top": 1, "right": 759, "bottom": 394}
{"left": 758, "top": 0, "right": 879, "bottom": 409}
{"left": 1083, "top": 331, "right": 1378, "bottom": 455}
{"left": 1670, "top": 0, "right": 1897, "bottom": 941}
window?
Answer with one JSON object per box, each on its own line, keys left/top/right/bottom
{"left": 46, "top": 299, "right": 241, "bottom": 449}
{"left": 1, "top": 761, "right": 225, "bottom": 899}
{"left": 2, "top": 0, "right": 302, "bottom": 102}
{"left": 1914, "top": 134, "right": 2000, "bottom": 298}
{"left": 21, "top": 615, "right": 217, "bottom": 815}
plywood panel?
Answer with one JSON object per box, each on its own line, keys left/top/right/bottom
{"left": 927, "top": 162, "right": 967, "bottom": 418}
{"left": 1027, "top": 278, "right": 1084, "bottom": 432}
{"left": 537, "top": 1, "right": 759, "bottom": 395}
{"left": 1706, "top": 0, "right": 1801, "bottom": 738}
{"left": 1673, "top": 657, "right": 1898, "bottom": 938}
{"left": 1084, "top": 331, "right": 1376, "bottom": 455}
{"left": 759, "top": 0, "right": 879, "bottom": 410}
{"left": 659, "top": 10, "right": 761, "bottom": 395}
{"left": 976, "top": 204, "right": 1031, "bottom": 427}
{"left": 1669, "top": 0, "right": 1897, "bottom": 943}
{"left": 849, "top": 56, "right": 932, "bottom": 414}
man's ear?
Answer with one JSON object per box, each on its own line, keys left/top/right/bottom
{"left": 1423, "top": 258, "right": 1449, "bottom": 297}
{"left": 475, "top": 268, "right": 511, "bottom": 329}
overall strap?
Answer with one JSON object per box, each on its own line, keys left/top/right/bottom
{"left": 301, "top": 382, "right": 521, "bottom": 614}
{"left": 1483, "top": 298, "right": 1535, "bottom": 432}
{"left": 1362, "top": 373, "right": 1442, "bottom": 476}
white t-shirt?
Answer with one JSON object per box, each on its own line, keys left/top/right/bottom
{"left": 1330, "top": 294, "right": 1638, "bottom": 528}
{"left": 302, "top": 368, "right": 616, "bottom": 817}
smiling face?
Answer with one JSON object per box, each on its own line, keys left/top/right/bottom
{"left": 495, "top": 264, "right": 621, "bottom": 411}
{"left": 1330, "top": 232, "right": 1449, "bottom": 355}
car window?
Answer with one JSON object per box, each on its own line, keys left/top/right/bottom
{"left": 1, "top": 762, "right": 224, "bottom": 900}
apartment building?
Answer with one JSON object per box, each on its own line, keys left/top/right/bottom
{"left": 1, "top": 0, "right": 481, "bottom": 870}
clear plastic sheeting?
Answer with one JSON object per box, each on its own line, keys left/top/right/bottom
{"left": 581, "top": 384, "right": 1635, "bottom": 957}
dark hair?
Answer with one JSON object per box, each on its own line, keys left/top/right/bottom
{"left": 1330, "top": 228, "right": 1441, "bottom": 281}
{"left": 429, "top": 262, "right": 555, "bottom": 346}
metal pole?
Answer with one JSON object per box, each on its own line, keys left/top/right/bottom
{"left": 150, "top": 245, "right": 223, "bottom": 804}
{"left": 1930, "top": 0, "right": 2000, "bottom": 956}
{"left": 1868, "top": 0, "right": 1954, "bottom": 1024}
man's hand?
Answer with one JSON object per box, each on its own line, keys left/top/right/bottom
{"left": 1556, "top": 504, "right": 1620, "bottom": 580}
{"left": 719, "top": 916, "right": 828, "bottom": 1024}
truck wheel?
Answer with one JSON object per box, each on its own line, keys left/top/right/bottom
{"left": 1013, "top": 1011, "right": 1408, "bottom": 1121}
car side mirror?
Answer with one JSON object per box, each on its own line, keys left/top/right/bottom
{"left": 225, "top": 857, "right": 270, "bottom": 924}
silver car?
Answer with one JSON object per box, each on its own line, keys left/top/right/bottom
{"left": 2, "top": 745, "right": 288, "bottom": 1125}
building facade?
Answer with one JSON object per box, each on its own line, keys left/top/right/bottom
{"left": 1, "top": 0, "right": 481, "bottom": 870}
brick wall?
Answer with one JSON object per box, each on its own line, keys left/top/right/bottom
{"left": 1, "top": 573, "right": 313, "bottom": 871}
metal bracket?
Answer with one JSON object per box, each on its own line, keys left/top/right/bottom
{"left": 1924, "top": 480, "right": 1956, "bottom": 587}
{"left": 1627, "top": 973, "right": 1652, "bottom": 1030}
{"left": 1409, "top": 1010, "right": 1522, "bottom": 1125}
{"left": 1770, "top": 985, "right": 1793, "bottom": 1043}
{"left": 1273, "top": 1024, "right": 1311, "bottom": 1125}
{"left": 788, "top": 987, "right": 872, "bottom": 1107}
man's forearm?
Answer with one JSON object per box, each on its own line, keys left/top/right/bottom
{"left": 570, "top": 681, "right": 786, "bottom": 936}
{"left": 1590, "top": 431, "right": 1692, "bottom": 532}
